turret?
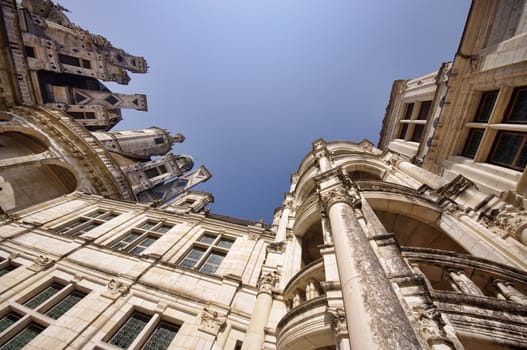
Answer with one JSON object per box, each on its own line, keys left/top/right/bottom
{"left": 92, "top": 128, "right": 185, "bottom": 160}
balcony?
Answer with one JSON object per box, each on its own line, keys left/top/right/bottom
{"left": 277, "top": 259, "right": 336, "bottom": 350}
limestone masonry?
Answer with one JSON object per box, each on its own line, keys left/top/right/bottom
{"left": 1, "top": 1, "right": 527, "bottom": 349}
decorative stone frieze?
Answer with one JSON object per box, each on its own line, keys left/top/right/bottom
{"left": 479, "top": 204, "right": 527, "bottom": 242}
{"left": 437, "top": 174, "right": 473, "bottom": 199}
{"left": 199, "top": 307, "right": 227, "bottom": 335}
{"left": 28, "top": 255, "right": 54, "bottom": 271}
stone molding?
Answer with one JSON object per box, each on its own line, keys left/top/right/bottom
{"left": 28, "top": 255, "right": 54, "bottom": 271}
{"left": 257, "top": 271, "right": 280, "bottom": 294}
{"left": 327, "top": 307, "right": 348, "bottom": 336}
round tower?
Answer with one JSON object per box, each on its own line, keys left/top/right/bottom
{"left": 92, "top": 127, "right": 184, "bottom": 160}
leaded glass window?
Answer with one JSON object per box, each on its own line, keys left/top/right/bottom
{"left": 0, "top": 313, "right": 21, "bottom": 333}
{"left": 0, "top": 322, "right": 44, "bottom": 350}
{"left": 24, "top": 283, "right": 63, "bottom": 309}
{"left": 45, "top": 290, "right": 86, "bottom": 320}
{"left": 111, "top": 221, "right": 173, "bottom": 255}
{"left": 474, "top": 91, "right": 498, "bottom": 122}
{"left": 489, "top": 131, "right": 527, "bottom": 170}
{"left": 462, "top": 129, "right": 484, "bottom": 158}
{"left": 178, "top": 232, "right": 235, "bottom": 274}
{"left": 0, "top": 264, "right": 16, "bottom": 277}
{"left": 109, "top": 312, "right": 151, "bottom": 349}
{"left": 506, "top": 87, "right": 527, "bottom": 123}
{"left": 57, "top": 209, "right": 120, "bottom": 236}
{"left": 142, "top": 321, "right": 180, "bottom": 350}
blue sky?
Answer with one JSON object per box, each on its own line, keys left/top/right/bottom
{"left": 59, "top": 1, "right": 471, "bottom": 222}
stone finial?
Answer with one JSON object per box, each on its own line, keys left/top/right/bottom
{"left": 199, "top": 307, "right": 227, "bottom": 335}
{"left": 327, "top": 307, "right": 347, "bottom": 335}
{"left": 257, "top": 271, "right": 280, "bottom": 294}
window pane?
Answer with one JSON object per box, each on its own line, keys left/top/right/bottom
{"left": 142, "top": 321, "right": 180, "bottom": 350}
{"left": 0, "top": 265, "right": 16, "bottom": 277}
{"left": 130, "top": 247, "right": 145, "bottom": 255}
{"left": 155, "top": 225, "right": 172, "bottom": 234}
{"left": 411, "top": 124, "right": 425, "bottom": 142}
{"left": 403, "top": 103, "right": 414, "bottom": 120}
{"left": 85, "top": 210, "right": 105, "bottom": 218}
{"left": 123, "top": 233, "right": 141, "bottom": 243}
{"left": 199, "top": 252, "right": 225, "bottom": 274}
{"left": 145, "top": 168, "right": 158, "bottom": 179}
{"left": 199, "top": 235, "right": 215, "bottom": 245}
{"left": 24, "top": 283, "right": 63, "bottom": 309}
{"left": 489, "top": 132, "right": 524, "bottom": 167}
{"left": 140, "top": 237, "right": 157, "bottom": 247}
{"left": 517, "top": 141, "right": 527, "bottom": 169}
{"left": 0, "top": 323, "right": 44, "bottom": 350}
{"left": 417, "top": 101, "right": 432, "bottom": 120}
{"left": 474, "top": 91, "right": 498, "bottom": 122}
{"left": 0, "top": 313, "right": 21, "bottom": 333}
{"left": 179, "top": 247, "right": 206, "bottom": 269}
{"left": 462, "top": 129, "right": 484, "bottom": 158}
{"left": 58, "top": 54, "right": 80, "bottom": 66}
{"left": 104, "top": 213, "right": 120, "bottom": 221}
{"left": 73, "top": 222, "right": 100, "bottom": 236}
{"left": 140, "top": 222, "right": 156, "bottom": 231}
{"left": 109, "top": 312, "right": 151, "bottom": 349}
{"left": 45, "top": 290, "right": 86, "bottom": 320}
{"left": 398, "top": 123, "right": 408, "bottom": 139}
{"left": 217, "top": 238, "right": 234, "bottom": 249}
{"left": 507, "top": 88, "right": 527, "bottom": 123}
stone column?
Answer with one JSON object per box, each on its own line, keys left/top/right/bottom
{"left": 275, "top": 195, "right": 293, "bottom": 242}
{"left": 241, "top": 271, "right": 278, "bottom": 350}
{"left": 317, "top": 169, "right": 421, "bottom": 350}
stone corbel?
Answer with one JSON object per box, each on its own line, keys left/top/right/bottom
{"left": 327, "top": 307, "right": 348, "bottom": 336}
{"left": 28, "top": 255, "right": 54, "bottom": 272}
{"left": 199, "top": 307, "right": 227, "bottom": 335}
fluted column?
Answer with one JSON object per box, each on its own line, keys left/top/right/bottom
{"left": 241, "top": 271, "right": 278, "bottom": 350}
{"left": 317, "top": 169, "right": 421, "bottom": 350}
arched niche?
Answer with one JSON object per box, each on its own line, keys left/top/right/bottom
{"left": 0, "top": 129, "right": 49, "bottom": 159}
{"left": 301, "top": 220, "right": 324, "bottom": 265}
{"left": 0, "top": 163, "right": 77, "bottom": 211}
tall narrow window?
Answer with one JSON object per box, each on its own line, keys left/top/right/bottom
{"left": 178, "top": 232, "right": 234, "bottom": 274}
{"left": 462, "top": 129, "right": 484, "bottom": 158}
{"left": 0, "top": 322, "right": 44, "bottom": 350}
{"left": 474, "top": 91, "right": 498, "bottom": 122}
{"left": 505, "top": 87, "right": 527, "bottom": 123}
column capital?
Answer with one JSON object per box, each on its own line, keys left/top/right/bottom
{"left": 317, "top": 169, "right": 361, "bottom": 212}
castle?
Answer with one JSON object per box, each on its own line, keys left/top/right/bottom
{"left": 0, "top": 1, "right": 526, "bottom": 349}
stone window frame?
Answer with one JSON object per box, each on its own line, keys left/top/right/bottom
{"left": 55, "top": 209, "right": 121, "bottom": 237}
{"left": 461, "top": 86, "right": 527, "bottom": 172}
{"left": 101, "top": 307, "right": 181, "bottom": 350}
{"left": 110, "top": 220, "right": 173, "bottom": 256}
{"left": 397, "top": 100, "right": 433, "bottom": 143}
{"left": 0, "top": 278, "right": 90, "bottom": 348}
{"left": 0, "top": 258, "right": 19, "bottom": 278}
{"left": 177, "top": 232, "right": 235, "bottom": 275}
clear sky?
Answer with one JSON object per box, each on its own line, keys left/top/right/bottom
{"left": 59, "top": 0, "right": 471, "bottom": 223}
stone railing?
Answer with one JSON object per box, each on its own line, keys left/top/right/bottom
{"left": 402, "top": 247, "right": 527, "bottom": 348}
{"left": 282, "top": 258, "right": 325, "bottom": 311}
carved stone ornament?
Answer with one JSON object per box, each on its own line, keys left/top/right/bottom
{"left": 266, "top": 241, "right": 286, "bottom": 254}
{"left": 248, "top": 231, "right": 260, "bottom": 241}
{"left": 28, "top": 255, "right": 54, "bottom": 271}
{"left": 257, "top": 271, "right": 280, "bottom": 294}
{"left": 199, "top": 307, "right": 227, "bottom": 335}
{"left": 479, "top": 205, "right": 527, "bottom": 240}
{"left": 437, "top": 175, "right": 473, "bottom": 199}
{"left": 327, "top": 307, "right": 347, "bottom": 335}
{"left": 320, "top": 185, "right": 360, "bottom": 211}
{"left": 412, "top": 304, "right": 448, "bottom": 340}
{"left": 106, "top": 279, "right": 129, "bottom": 295}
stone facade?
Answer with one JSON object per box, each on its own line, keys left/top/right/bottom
{"left": 1, "top": 0, "right": 527, "bottom": 349}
